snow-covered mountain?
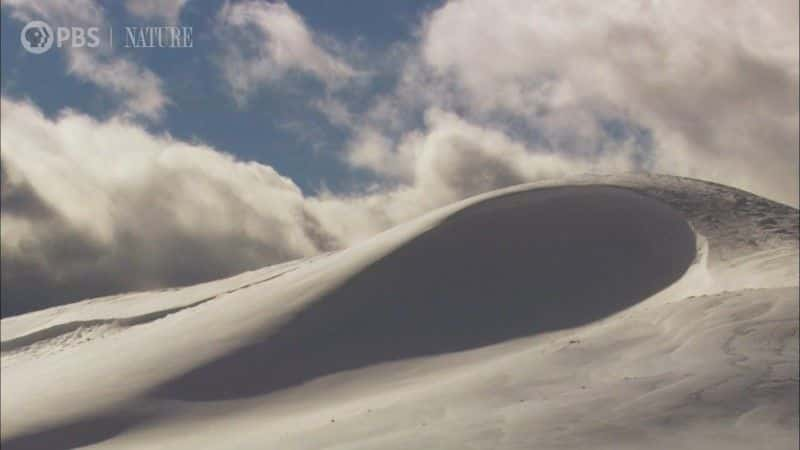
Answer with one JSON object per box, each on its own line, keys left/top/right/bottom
{"left": 2, "top": 174, "right": 798, "bottom": 450}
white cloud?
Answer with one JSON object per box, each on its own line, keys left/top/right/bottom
{"left": 313, "top": 96, "right": 356, "bottom": 128}
{"left": 125, "top": 0, "right": 188, "bottom": 23}
{"left": 0, "top": 98, "right": 334, "bottom": 315}
{"left": 5, "top": 0, "right": 169, "bottom": 119}
{"left": 216, "top": 1, "right": 356, "bottom": 103}
{"left": 3, "top": 0, "right": 102, "bottom": 25}
{"left": 311, "top": 107, "right": 637, "bottom": 245}
{"left": 345, "top": 128, "right": 406, "bottom": 178}
{"left": 67, "top": 50, "right": 169, "bottom": 119}
{"left": 419, "top": 0, "right": 799, "bottom": 205}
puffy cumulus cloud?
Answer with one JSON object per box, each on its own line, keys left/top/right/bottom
{"left": 216, "top": 1, "right": 356, "bottom": 104}
{"left": 1, "top": 99, "right": 622, "bottom": 316}
{"left": 0, "top": 98, "right": 336, "bottom": 316}
{"left": 420, "top": 0, "right": 799, "bottom": 205}
{"left": 4, "top": 0, "right": 168, "bottom": 119}
{"left": 124, "top": 0, "right": 188, "bottom": 23}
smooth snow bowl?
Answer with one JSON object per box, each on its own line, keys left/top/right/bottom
{"left": 155, "top": 186, "right": 696, "bottom": 400}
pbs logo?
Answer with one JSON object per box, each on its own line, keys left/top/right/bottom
{"left": 21, "top": 20, "right": 53, "bottom": 54}
{"left": 21, "top": 21, "right": 101, "bottom": 55}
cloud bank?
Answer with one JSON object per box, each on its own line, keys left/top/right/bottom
{"left": 0, "top": 99, "right": 332, "bottom": 316}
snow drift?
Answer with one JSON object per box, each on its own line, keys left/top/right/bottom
{"left": 155, "top": 186, "right": 696, "bottom": 400}
{"left": 1, "top": 174, "right": 797, "bottom": 450}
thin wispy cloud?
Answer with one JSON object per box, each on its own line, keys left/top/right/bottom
{"left": 4, "top": 0, "right": 169, "bottom": 119}
{"left": 216, "top": 1, "right": 357, "bottom": 104}
{"left": 124, "top": 0, "right": 189, "bottom": 23}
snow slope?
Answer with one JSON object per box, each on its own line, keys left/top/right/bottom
{"left": 1, "top": 174, "right": 797, "bottom": 450}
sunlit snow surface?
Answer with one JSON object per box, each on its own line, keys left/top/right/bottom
{"left": 2, "top": 174, "right": 797, "bottom": 450}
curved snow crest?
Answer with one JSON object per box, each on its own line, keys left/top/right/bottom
{"left": 513, "top": 174, "right": 798, "bottom": 263}
{"left": 0, "top": 256, "right": 315, "bottom": 349}
{"left": 154, "top": 185, "right": 697, "bottom": 400}
{"left": 1, "top": 174, "right": 797, "bottom": 450}
{"left": 2, "top": 183, "right": 696, "bottom": 362}
{"left": 1, "top": 297, "right": 215, "bottom": 355}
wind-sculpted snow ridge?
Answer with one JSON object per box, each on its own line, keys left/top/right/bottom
{"left": 0, "top": 257, "right": 313, "bottom": 361}
{"left": 595, "top": 174, "right": 798, "bottom": 262}
{"left": 1, "top": 175, "right": 797, "bottom": 450}
{"left": 154, "top": 186, "right": 697, "bottom": 400}
{"left": 499, "top": 174, "right": 798, "bottom": 263}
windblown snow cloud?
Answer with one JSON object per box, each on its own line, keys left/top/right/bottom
{"left": 0, "top": 99, "right": 334, "bottom": 316}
